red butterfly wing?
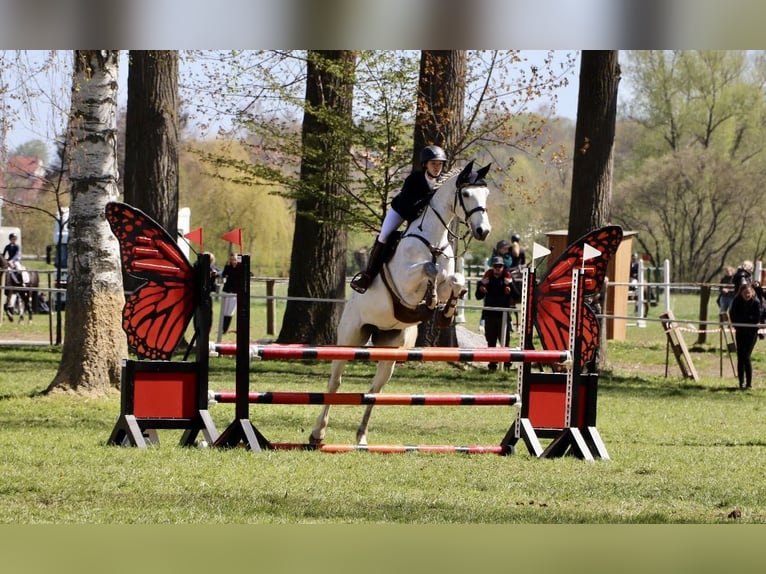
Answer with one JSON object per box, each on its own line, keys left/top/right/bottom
{"left": 106, "top": 202, "right": 195, "bottom": 360}
{"left": 533, "top": 226, "right": 623, "bottom": 367}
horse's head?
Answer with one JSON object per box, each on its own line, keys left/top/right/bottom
{"left": 455, "top": 160, "right": 492, "bottom": 241}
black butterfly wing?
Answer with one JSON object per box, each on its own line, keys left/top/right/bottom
{"left": 106, "top": 202, "right": 195, "bottom": 360}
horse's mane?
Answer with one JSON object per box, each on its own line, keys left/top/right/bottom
{"left": 433, "top": 166, "right": 462, "bottom": 190}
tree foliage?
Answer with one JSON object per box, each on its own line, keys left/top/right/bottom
{"left": 180, "top": 140, "right": 294, "bottom": 275}
{"left": 615, "top": 50, "right": 766, "bottom": 281}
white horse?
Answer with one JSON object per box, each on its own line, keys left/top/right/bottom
{"left": 310, "top": 161, "right": 493, "bottom": 445}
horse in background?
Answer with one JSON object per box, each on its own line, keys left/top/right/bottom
{"left": 0, "top": 254, "right": 40, "bottom": 323}
{"left": 310, "top": 161, "right": 493, "bottom": 446}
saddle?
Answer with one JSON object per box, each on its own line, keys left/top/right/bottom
{"left": 379, "top": 230, "right": 440, "bottom": 325}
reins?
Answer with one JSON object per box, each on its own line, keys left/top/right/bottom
{"left": 412, "top": 174, "right": 487, "bottom": 259}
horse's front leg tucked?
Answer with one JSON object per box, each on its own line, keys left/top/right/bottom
{"left": 436, "top": 273, "right": 467, "bottom": 329}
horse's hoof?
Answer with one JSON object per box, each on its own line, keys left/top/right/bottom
{"left": 308, "top": 433, "right": 324, "bottom": 446}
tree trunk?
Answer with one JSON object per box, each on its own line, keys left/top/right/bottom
{"left": 568, "top": 50, "right": 620, "bottom": 241}
{"left": 47, "top": 50, "right": 127, "bottom": 395}
{"left": 413, "top": 50, "right": 466, "bottom": 347}
{"left": 568, "top": 51, "right": 620, "bottom": 371}
{"left": 277, "top": 51, "right": 355, "bottom": 345}
{"left": 124, "top": 50, "right": 179, "bottom": 235}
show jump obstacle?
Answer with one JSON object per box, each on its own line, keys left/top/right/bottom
{"left": 106, "top": 203, "right": 610, "bottom": 460}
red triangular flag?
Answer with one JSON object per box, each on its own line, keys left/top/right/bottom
{"left": 184, "top": 227, "right": 203, "bottom": 244}
{"left": 221, "top": 228, "right": 243, "bottom": 252}
{"left": 183, "top": 227, "right": 204, "bottom": 252}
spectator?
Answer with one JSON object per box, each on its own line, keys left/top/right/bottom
{"left": 732, "top": 260, "right": 754, "bottom": 288}
{"left": 488, "top": 239, "right": 513, "bottom": 269}
{"left": 220, "top": 253, "right": 246, "bottom": 334}
{"left": 629, "top": 253, "right": 640, "bottom": 283}
{"left": 351, "top": 145, "right": 448, "bottom": 293}
{"left": 508, "top": 232, "right": 526, "bottom": 268}
{"left": 729, "top": 282, "right": 763, "bottom": 390}
{"left": 475, "top": 255, "right": 513, "bottom": 372}
{"left": 717, "top": 266, "right": 736, "bottom": 313}
{"left": 203, "top": 252, "right": 222, "bottom": 336}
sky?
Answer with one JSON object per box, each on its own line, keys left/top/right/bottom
{"left": 2, "top": 50, "right": 582, "bottom": 156}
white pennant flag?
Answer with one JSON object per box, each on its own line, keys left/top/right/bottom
{"left": 532, "top": 242, "right": 551, "bottom": 262}
{"left": 583, "top": 242, "right": 602, "bottom": 263}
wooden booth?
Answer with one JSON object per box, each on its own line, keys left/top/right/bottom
{"left": 545, "top": 229, "right": 636, "bottom": 341}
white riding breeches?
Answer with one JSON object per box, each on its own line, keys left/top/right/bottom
{"left": 379, "top": 209, "right": 405, "bottom": 244}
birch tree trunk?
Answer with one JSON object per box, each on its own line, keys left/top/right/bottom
{"left": 47, "top": 50, "right": 127, "bottom": 395}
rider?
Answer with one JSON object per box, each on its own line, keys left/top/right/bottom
{"left": 2, "top": 233, "right": 22, "bottom": 282}
{"left": 350, "top": 145, "right": 448, "bottom": 294}
{"left": 2, "top": 233, "right": 21, "bottom": 268}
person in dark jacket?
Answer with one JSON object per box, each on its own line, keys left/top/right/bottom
{"left": 220, "top": 253, "right": 245, "bottom": 334}
{"left": 475, "top": 256, "right": 513, "bottom": 372}
{"left": 729, "top": 282, "right": 763, "bottom": 389}
{"left": 350, "top": 145, "right": 447, "bottom": 293}
{"left": 717, "top": 265, "right": 736, "bottom": 313}
{"left": 732, "top": 260, "right": 754, "bottom": 289}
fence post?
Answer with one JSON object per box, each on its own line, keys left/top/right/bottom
{"left": 266, "top": 279, "right": 276, "bottom": 335}
{"left": 663, "top": 259, "right": 671, "bottom": 313}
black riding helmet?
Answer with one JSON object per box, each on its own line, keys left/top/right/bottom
{"left": 419, "top": 145, "right": 447, "bottom": 165}
{"left": 9, "top": 233, "right": 17, "bottom": 240}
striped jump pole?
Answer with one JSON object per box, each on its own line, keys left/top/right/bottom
{"left": 269, "top": 443, "right": 510, "bottom": 455}
{"left": 209, "top": 343, "right": 571, "bottom": 365}
{"left": 209, "top": 391, "right": 521, "bottom": 407}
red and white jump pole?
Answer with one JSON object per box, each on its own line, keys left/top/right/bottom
{"left": 209, "top": 390, "right": 520, "bottom": 407}
{"left": 209, "top": 342, "right": 571, "bottom": 365}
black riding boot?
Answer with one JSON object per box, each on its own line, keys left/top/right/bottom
{"left": 350, "top": 238, "right": 386, "bottom": 294}
{"left": 222, "top": 315, "right": 233, "bottom": 334}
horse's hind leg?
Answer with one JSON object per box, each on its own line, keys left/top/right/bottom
{"left": 309, "top": 359, "right": 346, "bottom": 445}
{"left": 355, "top": 326, "right": 417, "bottom": 445}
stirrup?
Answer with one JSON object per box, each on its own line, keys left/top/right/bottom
{"left": 350, "top": 272, "right": 371, "bottom": 294}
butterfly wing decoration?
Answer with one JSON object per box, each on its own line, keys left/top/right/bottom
{"left": 533, "top": 226, "right": 623, "bottom": 368}
{"left": 106, "top": 202, "right": 196, "bottom": 360}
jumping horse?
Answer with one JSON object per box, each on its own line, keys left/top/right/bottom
{"left": 310, "top": 161, "right": 493, "bottom": 445}
{"left": 0, "top": 254, "right": 40, "bottom": 323}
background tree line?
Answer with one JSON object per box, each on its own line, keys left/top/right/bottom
{"left": 2, "top": 50, "right": 765, "bottom": 393}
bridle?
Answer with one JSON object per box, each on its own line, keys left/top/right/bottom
{"left": 412, "top": 176, "right": 488, "bottom": 256}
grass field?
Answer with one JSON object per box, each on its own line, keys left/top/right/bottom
{"left": 1, "top": 285, "right": 764, "bottom": 526}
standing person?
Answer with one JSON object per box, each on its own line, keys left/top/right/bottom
{"left": 488, "top": 239, "right": 512, "bottom": 269}
{"left": 475, "top": 256, "right": 513, "bottom": 372}
{"left": 204, "top": 252, "right": 222, "bottom": 336}
{"left": 717, "top": 266, "right": 736, "bottom": 313}
{"left": 732, "top": 260, "right": 754, "bottom": 289}
{"left": 729, "top": 282, "right": 763, "bottom": 390}
{"left": 220, "top": 253, "right": 245, "bottom": 334}
{"left": 508, "top": 232, "right": 526, "bottom": 268}
{"left": 350, "top": 145, "right": 448, "bottom": 294}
